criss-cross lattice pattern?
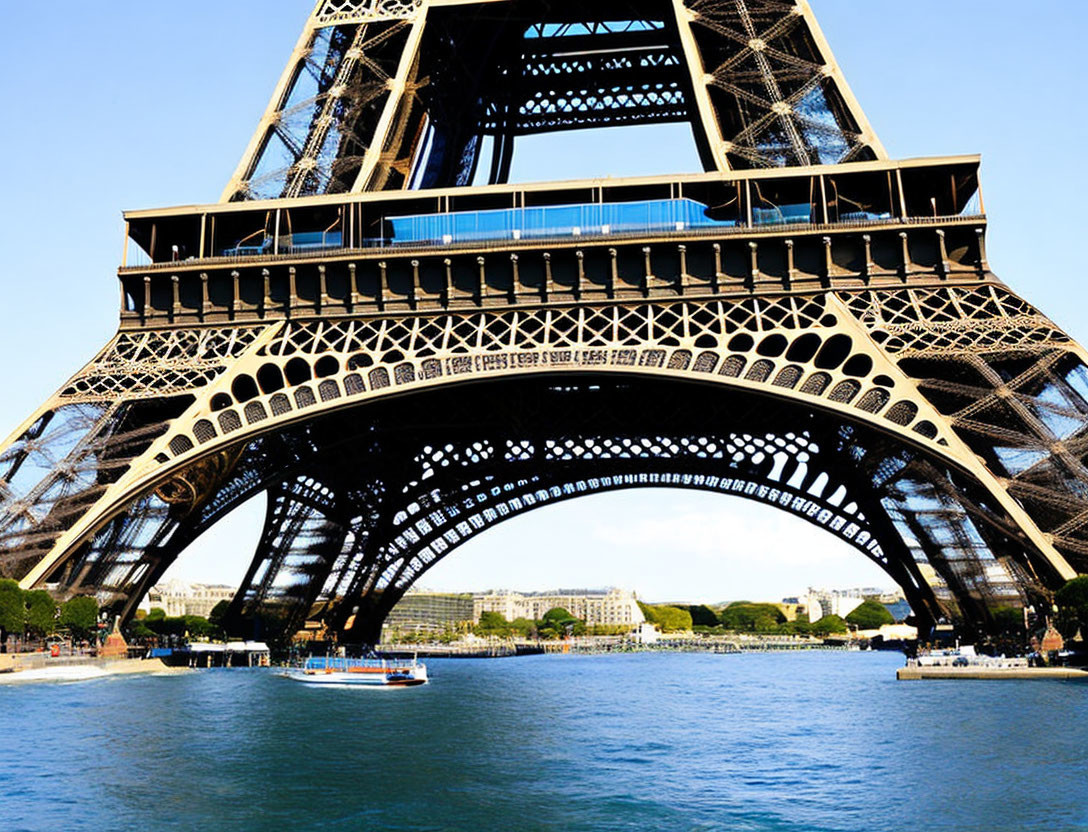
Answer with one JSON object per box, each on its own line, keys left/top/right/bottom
{"left": 162, "top": 294, "right": 947, "bottom": 461}
{"left": 685, "top": 0, "right": 877, "bottom": 168}
{"left": 60, "top": 327, "right": 263, "bottom": 403}
{"left": 226, "top": 0, "right": 883, "bottom": 198}
{"left": 201, "top": 383, "right": 1042, "bottom": 641}
{"left": 0, "top": 401, "right": 184, "bottom": 580}
{"left": 488, "top": 21, "right": 690, "bottom": 135}
{"left": 842, "top": 286, "right": 1068, "bottom": 358}
{"left": 315, "top": 0, "right": 423, "bottom": 25}
{"left": 13, "top": 362, "right": 1055, "bottom": 644}
{"left": 232, "top": 20, "right": 416, "bottom": 200}
{"left": 844, "top": 285, "right": 1088, "bottom": 569}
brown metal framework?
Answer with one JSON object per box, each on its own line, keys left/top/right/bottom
{"left": 222, "top": 0, "right": 883, "bottom": 199}
{"left": 1, "top": 0, "right": 1085, "bottom": 644}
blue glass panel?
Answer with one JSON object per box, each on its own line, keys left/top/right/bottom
{"left": 753, "top": 203, "right": 812, "bottom": 225}
{"left": 992, "top": 446, "right": 1049, "bottom": 477}
{"left": 1063, "top": 362, "right": 1088, "bottom": 408}
{"left": 387, "top": 199, "right": 734, "bottom": 246}
{"left": 1025, "top": 381, "right": 1085, "bottom": 440}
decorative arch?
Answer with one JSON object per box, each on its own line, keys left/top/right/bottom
{"left": 25, "top": 373, "right": 1055, "bottom": 644}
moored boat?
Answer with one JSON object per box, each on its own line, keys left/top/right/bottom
{"left": 283, "top": 656, "right": 428, "bottom": 687}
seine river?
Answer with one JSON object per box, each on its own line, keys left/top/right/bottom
{"left": 2, "top": 651, "right": 1086, "bottom": 831}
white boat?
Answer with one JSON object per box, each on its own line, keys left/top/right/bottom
{"left": 913, "top": 645, "right": 1027, "bottom": 669}
{"left": 283, "top": 656, "right": 428, "bottom": 687}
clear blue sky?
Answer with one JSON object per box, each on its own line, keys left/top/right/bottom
{"left": 1, "top": 2, "right": 1086, "bottom": 602}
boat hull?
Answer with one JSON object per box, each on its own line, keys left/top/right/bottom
{"left": 283, "top": 659, "right": 428, "bottom": 687}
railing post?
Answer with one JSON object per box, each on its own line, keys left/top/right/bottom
{"left": 899, "top": 231, "right": 912, "bottom": 280}
{"left": 975, "top": 228, "right": 989, "bottom": 278}
{"left": 231, "top": 270, "right": 241, "bottom": 318}
{"left": 936, "top": 229, "right": 950, "bottom": 278}
{"left": 262, "top": 268, "right": 272, "bottom": 316}
{"left": 170, "top": 275, "right": 180, "bottom": 322}
{"left": 822, "top": 236, "right": 834, "bottom": 287}
{"left": 200, "top": 272, "right": 210, "bottom": 322}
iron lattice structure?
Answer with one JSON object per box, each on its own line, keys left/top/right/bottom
{"left": 2, "top": 0, "right": 1086, "bottom": 643}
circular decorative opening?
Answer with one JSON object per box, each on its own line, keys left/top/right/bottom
{"left": 315, "top": 355, "right": 340, "bottom": 378}
{"left": 728, "top": 333, "right": 755, "bottom": 352}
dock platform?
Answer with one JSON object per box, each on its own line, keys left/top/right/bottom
{"left": 897, "top": 665, "right": 1088, "bottom": 680}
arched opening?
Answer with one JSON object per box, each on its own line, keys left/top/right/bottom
{"left": 134, "top": 492, "right": 267, "bottom": 623}
{"left": 48, "top": 372, "right": 1051, "bottom": 647}
{"left": 152, "top": 492, "right": 267, "bottom": 592}
{"left": 418, "top": 488, "right": 893, "bottom": 601}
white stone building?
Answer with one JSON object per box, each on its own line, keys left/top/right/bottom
{"left": 143, "top": 580, "right": 236, "bottom": 618}
{"left": 473, "top": 588, "right": 644, "bottom": 628}
{"left": 800, "top": 587, "right": 865, "bottom": 622}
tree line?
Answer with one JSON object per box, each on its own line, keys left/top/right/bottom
{"left": 126, "top": 600, "right": 231, "bottom": 643}
{"left": 636, "top": 599, "right": 891, "bottom": 635}
{"left": 474, "top": 607, "right": 596, "bottom": 639}
{"left": 0, "top": 579, "right": 99, "bottom": 651}
{"left": 469, "top": 599, "right": 897, "bottom": 640}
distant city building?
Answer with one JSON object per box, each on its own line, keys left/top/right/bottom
{"left": 383, "top": 590, "right": 475, "bottom": 635}
{"left": 143, "top": 580, "right": 236, "bottom": 618}
{"left": 473, "top": 588, "right": 644, "bottom": 628}
{"left": 800, "top": 588, "right": 864, "bottom": 622}
{"left": 796, "top": 586, "right": 908, "bottom": 622}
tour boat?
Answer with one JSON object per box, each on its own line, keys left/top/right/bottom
{"left": 283, "top": 656, "right": 428, "bottom": 687}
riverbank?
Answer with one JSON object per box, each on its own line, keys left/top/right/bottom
{"left": 0, "top": 656, "right": 189, "bottom": 684}
{"left": 379, "top": 635, "right": 861, "bottom": 658}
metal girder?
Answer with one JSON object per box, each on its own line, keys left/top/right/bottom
{"left": 8, "top": 251, "right": 1088, "bottom": 638}
{"left": 222, "top": 0, "right": 886, "bottom": 199}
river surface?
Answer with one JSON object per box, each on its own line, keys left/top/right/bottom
{"left": 1, "top": 651, "right": 1086, "bottom": 831}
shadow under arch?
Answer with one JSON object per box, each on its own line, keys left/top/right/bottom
{"left": 51, "top": 369, "right": 1057, "bottom": 646}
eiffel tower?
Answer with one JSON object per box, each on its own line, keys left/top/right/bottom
{"left": 2, "top": 0, "right": 1085, "bottom": 645}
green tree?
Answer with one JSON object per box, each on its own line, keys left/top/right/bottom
{"left": 539, "top": 607, "right": 586, "bottom": 637}
{"left": 809, "top": 614, "right": 848, "bottom": 636}
{"left": 990, "top": 606, "right": 1024, "bottom": 636}
{"left": 509, "top": 617, "right": 537, "bottom": 638}
{"left": 845, "top": 600, "right": 894, "bottom": 630}
{"left": 1055, "top": 575, "right": 1088, "bottom": 640}
{"left": 654, "top": 605, "right": 693, "bottom": 632}
{"left": 780, "top": 619, "right": 813, "bottom": 636}
{"left": 24, "top": 590, "right": 58, "bottom": 639}
{"left": 0, "top": 579, "right": 25, "bottom": 652}
{"left": 637, "top": 601, "right": 659, "bottom": 626}
{"left": 638, "top": 603, "right": 692, "bottom": 632}
{"left": 208, "top": 600, "right": 231, "bottom": 629}
{"left": 477, "top": 611, "right": 509, "bottom": 631}
{"left": 183, "top": 615, "right": 217, "bottom": 639}
{"left": 687, "top": 604, "right": 720, "bottom": 627}
{"left": 147, "top": 607, "right": 166, "bottom": 622}
{"left": 719, "top": 602, "right": 786, "bottom": 633}
{"left": 155, "top": 617, "right": 187, "bottom": 637}
{"left": 59, "top": 596, "right": 99, "bottom": 640}
{"left": 128, "top": 619, "right": 156, "bottom": 641}
{"left": 475, "top": 611, "right": 519, "bottom": 637}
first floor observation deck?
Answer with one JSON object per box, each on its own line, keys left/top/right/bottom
{"left": 117, "top": 156, "right": 988, "bottom": 328}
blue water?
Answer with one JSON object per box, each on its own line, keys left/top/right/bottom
{"left": 1, "top": 651, "right": 1086, "bottom": 831}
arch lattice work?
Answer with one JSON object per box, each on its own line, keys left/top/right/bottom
{"left": 1, "top": 368, "right": 1068, "bottom": 643}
